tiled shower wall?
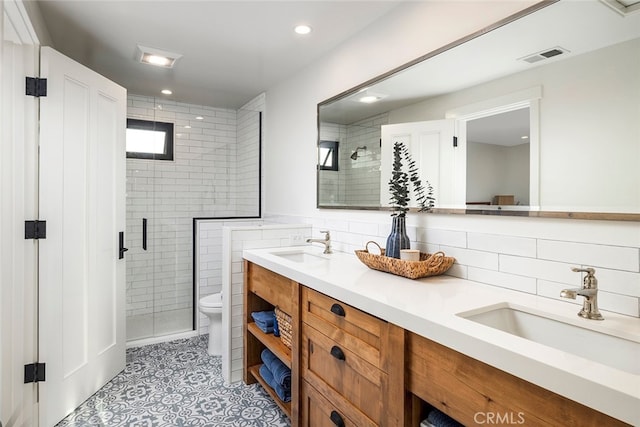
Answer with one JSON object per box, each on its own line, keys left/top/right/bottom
{"left": 266, "top": 213, "right": 640, "bottom": 318}
{"left": 125, "top": 94, "right": 262, "bottom": 321}
{"left": 319, "top": 113, "right": 386, "bottom": 206}
{"left": 235, "top": 94, "right": 263, "bottom": 216}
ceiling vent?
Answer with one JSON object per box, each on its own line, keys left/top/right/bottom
{"left": 519, "top": 46, "right": 569, "bottom": 64}
{"left": 136, "top": 45, "right": 182, "bottom": 68}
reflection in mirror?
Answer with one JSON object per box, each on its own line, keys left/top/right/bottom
{"left": 466, "top": 108, "right": 530, "bottom": 207}
{"left": 317, "top": 1, "right": 640, "bottom": 217}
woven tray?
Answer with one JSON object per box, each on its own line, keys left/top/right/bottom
{"left": 355, "top": 241, "right": 455, "bottom": 279}
{"left": 274, "top": 306, "right": 292, "bottom": 349}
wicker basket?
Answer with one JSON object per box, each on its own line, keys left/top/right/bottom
{"left": 274, "top": 306, "right": 292, "bottom": 349}
{"left": 355, "top": 241, "right": 455, "bottom": 280}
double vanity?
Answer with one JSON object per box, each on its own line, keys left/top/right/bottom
{"left": 243, "top": 246, "right": 639, "bottom": 426}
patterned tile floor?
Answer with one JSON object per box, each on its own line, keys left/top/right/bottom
{"left": 56, "top": 335, "right": 290, "bottom": 427}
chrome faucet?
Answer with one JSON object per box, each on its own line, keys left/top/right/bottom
{"left": 560, "top": 267, "right": 604, "bottom": 320}
{"left": 306, "top": 230, "right": 332, "bottom": 254}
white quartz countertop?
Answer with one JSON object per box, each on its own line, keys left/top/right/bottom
{"left": 243, "top": 246, "right": 640, "bottom": 425}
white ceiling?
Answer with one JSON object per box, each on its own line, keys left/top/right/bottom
{"left": 36, "top": 0, "right": 403, "bottom": 109}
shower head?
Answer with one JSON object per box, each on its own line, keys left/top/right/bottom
{"left": 350, "top": 146, "right": 367, "bottom": 160}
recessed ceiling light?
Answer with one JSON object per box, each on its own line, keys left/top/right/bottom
{"left": 161, "top": 89, "right": 172, "bottom": 95}
{"left": 195, "top": 116, "right": 204, "bottom": 120}
{"left": 359, "top": 95, "right": 380, "bottom": 104}
{"left": 353, "top": 91, "right": 387, "bottom": 104}
{"left": 294, "top": 25, "right": 312, "bottom": 35}
{"left": 137, "top": 44, "right": 182, "bottom": 68}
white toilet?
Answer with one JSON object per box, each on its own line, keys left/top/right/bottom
{"left": 199, "top": 292, "right": 223, "bottom": 356}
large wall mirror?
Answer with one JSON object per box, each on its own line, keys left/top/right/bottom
{"left": 317, "top": 0, "right": 640, "bottom": 220}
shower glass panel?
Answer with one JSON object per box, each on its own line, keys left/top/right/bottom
{"left": 125, "top": 96, "right": 192, "bottom": 341}
{"left": 126, "top": 96, "right": 262, "bottom": 342}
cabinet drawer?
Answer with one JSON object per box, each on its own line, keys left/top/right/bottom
{"left": 246, "top": 262, "right": 294, "bottom": 314}
{"left": 301, "top": 287, "right": 383, "bottom": 367}
{"left": 301, "top": 380, "right": 376, "bottom": 427}
{"left": 407, "top": 332, "right": 628, "bottom": 427}
{"left": 302, "top": 324, "right": 383, "bottom": 423}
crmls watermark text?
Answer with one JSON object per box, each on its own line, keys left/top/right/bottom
{"left": 474, "top": 412, "right": 526, "bottom": 425}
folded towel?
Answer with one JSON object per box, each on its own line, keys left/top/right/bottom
{"left": 251, "top": 311, "right": 276, "bottom": 334}
{"left": 253, "top": 321, "right": 274, "bottom": 334}
{"left": 261, "top": 348, "right": 291, "bottom": 389}
{"left": 259, "top": 364, "right": 291, "bottom": 402}
{"left": 426, "top": 409, "right": 464, "bottom": 427}
{"left": 273, "top": 315, "right": 280, "bottom": 337}
{"left": 251, "top": 311, "right": 275, "bottom": 326}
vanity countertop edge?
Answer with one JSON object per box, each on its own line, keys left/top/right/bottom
{"left": 243, "top": 246, "right": 640, "bottom": 426}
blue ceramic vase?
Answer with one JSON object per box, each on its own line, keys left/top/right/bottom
{"left": 385, "top": 216, "right": 410, "bottom": 258}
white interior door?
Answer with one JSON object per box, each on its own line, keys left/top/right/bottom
{"left": 380, "top": 119, "right": 461, "bottom": 208}
{"left": 38, "top": 46, "right": 126, "bottom": 426}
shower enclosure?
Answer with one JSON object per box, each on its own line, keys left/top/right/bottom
{"left": 125, "top": 95, "right": 261, "bottom": 343}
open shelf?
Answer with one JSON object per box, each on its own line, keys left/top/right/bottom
{"left": 247, "top": 322, "right": 292, "bottom": 369}
{"left": 248, "top": 364, "right": 292, "bottom": 418}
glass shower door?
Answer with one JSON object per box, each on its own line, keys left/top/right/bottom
{"left": 125, "top": 96, "right": 194, "bottom": 342}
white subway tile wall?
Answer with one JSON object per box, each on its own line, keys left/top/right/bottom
{"left": 236, "top": 94, "right": 264, "bottom": 216}
{"left": 125, "top": 94, "right": 263, "bottom": 337}
{"left": 266, "top": 213, "right": 640, "bottom": 318}
{"left": 213, "top": 223, "right": 312, "bottom": 384}
{"left": 319, "top": 113, "right": 386, "bottom": 206}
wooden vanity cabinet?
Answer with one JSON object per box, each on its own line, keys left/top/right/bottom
{"left": 244, "top": 261, "right": 628, "bottom": 427}
{"left": 406, "top": 331, "right": 630, "bottom": 427}
{"left": 243, "top": 261, "right": 300, "bottom": 421}
{"left": 299, "top": 287, "right": 405, "bottom": 427}
{"left": 244, "top": 261, "right": 405, "bottom": 427}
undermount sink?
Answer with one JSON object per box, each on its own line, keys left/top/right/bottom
{"left": 458, "top": 303, "right": 640, "bottom": 375}
{"left": 271, "top": 248, "right": 330, "bottom": 264}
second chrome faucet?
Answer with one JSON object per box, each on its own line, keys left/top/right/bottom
{"left": 306, "top": 230, "right": 332, "bottom": 254}
{"left": 560, "top": 267, "right": 604, "bottom": 320}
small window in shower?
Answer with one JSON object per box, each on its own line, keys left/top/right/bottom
{"left": 126, "top": 118, "right": 174, "bottom": 160}
{"left": 319, "top": 140, "right": 339, "bottom": 171}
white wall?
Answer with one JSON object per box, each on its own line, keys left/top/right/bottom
{"left": 391, "top": 37, "right": 640, "bottom": 212}
{"left": 263, "top": 1, "right": 639, "bottom": 319}
{"left": 467, "top": 142, "right": 529, "bottom": 205}
{"left": 264, "top": 1, "right": 540, "bottom": 217}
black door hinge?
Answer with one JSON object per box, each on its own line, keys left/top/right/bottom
{"left": 453, "top": 136, "right": 458, "bottom": 147}
{"left": 26, "top": 77, "right": 47, "bottom": 97}
{"left": 25, "top": 220, "right": 46, "bottom": 239}
{"left": 24, "top": 362, "right": 46, "bottom": 383}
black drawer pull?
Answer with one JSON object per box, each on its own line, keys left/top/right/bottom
{"left": 330, "top": 410, "right": 345, "bottom": 427}
{"left": 330, "top": 303, "right": 345, "bottom": 317}
{"left": 330, "top": 345, "right": 345, "bottom": 361}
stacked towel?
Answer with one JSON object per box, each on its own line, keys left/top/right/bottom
{"left": 259, "top": 348, "right": 291, "bottom": 402}
{"left": 251, "top": 311, "right": 275, "bottom": 334}
{"left": 422, "top": 409, "right": 463, "bottom": 427}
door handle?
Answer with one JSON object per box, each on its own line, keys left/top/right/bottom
{"left": 142, "top": 218, "right": 147, "bottom": 250}
{"left": 119, "top": 231, "right": 128, "bottom": 259}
